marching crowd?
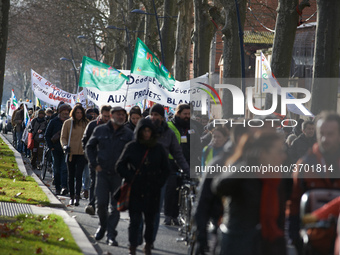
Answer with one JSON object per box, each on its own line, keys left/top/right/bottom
{"left": 9, "top": 101, "right": 340, "bottom": 255}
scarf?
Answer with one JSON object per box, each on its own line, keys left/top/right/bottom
{"left": 260, "top": 178, "right": 284, "bottom": 242}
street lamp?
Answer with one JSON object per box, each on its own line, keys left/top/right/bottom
{"left": 234, "top": 0, "right": 246, "bottom": 95}
{"left": 77, "top": 35, "right": 98, "bottom": 61}
{"left": 60, "top": 48, "right": 80, "bottom": 94}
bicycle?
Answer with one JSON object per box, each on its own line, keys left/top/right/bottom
{"left": 39, "top": 144, "right": 53, "bottom": 180}
{"left": 176, "top": 171, "right": 199, "bottom": 246}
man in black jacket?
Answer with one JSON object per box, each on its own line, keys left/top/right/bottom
{"left": 44, "top": 104, "right": 71, "bottom": 195}
{"left": 85, "top": 106, "right": 133, "bottom": 246}
{"left": 164, "top": 104, "right": 202, "bottom": 225}
{"left": 82, "top": 104, "right": 111, "bottom": 215}
{"left": 147, "top": 104, "right": 190, "bottom": 246}
{"left": 288, "top": 120, "right": 315, "bottom": 164}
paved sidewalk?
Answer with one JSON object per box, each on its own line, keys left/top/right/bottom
{"left": 0, "top": 134, "right": 97, "bottom": 255}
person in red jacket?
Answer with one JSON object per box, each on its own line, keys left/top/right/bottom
{"left": 288, "top": 112, "right": 340, "bottom": 254}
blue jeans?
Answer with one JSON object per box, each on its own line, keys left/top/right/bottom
{"left": 51, "top": 150, "right": 68, "bottom": 192}
{"left": 16, "top": 131, "right": 23, "bottom": 153}
{"left": 82, "top": 164, "right": 90, "bottom": 191}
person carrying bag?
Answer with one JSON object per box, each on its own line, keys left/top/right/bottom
{"left": 116, "top": 118, "right": 169, "bottom": 255}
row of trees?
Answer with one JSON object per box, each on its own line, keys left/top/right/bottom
{"left": 0, "top": 0, "right": 339, "bottom": 117}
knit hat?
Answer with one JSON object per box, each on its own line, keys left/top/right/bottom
{"left": 58, "top": 103, "right": 71, "bottom": 113}
{"left": 45, "top": 108, "right": 53, "bottom": 114}
{"left": 38, "top": 109, "right": 45, "bottom": 115}
{"left": 150, "top": 104, "right": 164, "bottom": 118}
{"left": 93, "top": 108, "right": 99, "bottom": 116}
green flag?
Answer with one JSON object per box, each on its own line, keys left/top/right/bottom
{"left": 131, "top": 38, "right": 175, "bottom": 91}
{"left": 79, "top": 56, "right": 128, "bottom": 91}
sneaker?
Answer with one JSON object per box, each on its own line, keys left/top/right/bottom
{"left": 61, "top": 188, "right": 68, "bottom": 196}
{"left": 163, "top": 216, "right": 171, "bottom": 225}
{"left": 55, "top": 190, "right": 61, "bottom": 195}
{"left": 107, "top": 238, "right": 118, "bottom": 246}
{"left": 85, "top": 205, "right": 95, "bottom": 215}
{"left": 172, "top": 218, "right": 180, "bottom": 226}
{"left": 83, "top": 190, "right": 89, "bottom": 199}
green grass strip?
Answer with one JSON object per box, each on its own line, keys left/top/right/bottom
{"left": 0, "top": 214, "right": 82, "bottom": 254}
{"left": 0, "top": 137, "right": 49, "bottom": 205}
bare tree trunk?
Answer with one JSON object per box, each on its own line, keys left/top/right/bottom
{"left": 311, "top": 0, "right": 340, "bottom": 114}
{"left": 214, "top": 0, "right": 246, "bottom": 118}
{"left": 0, "top": 0, "right": 10, "bottom": 103}
{"left": 160, "top": 0, "right": 177, "bottom": 71}
{"left": 125, "top": 0, "right": 140, "bottom": 69}
{"left": 265, "top": 0, "right": 310, "bottom": 110}
{"left": 174, "top": 0, "right": 193, "bottom": 81}
{"left": 142, "top": 1, "right": 160, "bottom": 58}
{"left": 193, "top": 0, "right": 216, "bottom": 77}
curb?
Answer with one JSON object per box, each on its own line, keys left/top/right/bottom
{"left": 0, "top": 134, "right": 63, "bottom": 208}
{"left": 0, "top": 133, "right": 98, "bottom": 255}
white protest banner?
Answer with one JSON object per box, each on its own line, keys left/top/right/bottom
{"left": 31, "top": 70, "right": 76, "bottom": 107}
{"left": 83, "top": 70, "right": 209, "bottom": 109}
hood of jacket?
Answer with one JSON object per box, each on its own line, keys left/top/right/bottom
{"left": 135, "top": 118, "right": 158, "bottom": 148}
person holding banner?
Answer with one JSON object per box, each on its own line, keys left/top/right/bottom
{"left": 61, "top": 105, "right": 89, "bottom": 206}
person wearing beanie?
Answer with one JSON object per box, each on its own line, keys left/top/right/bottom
{"left": 93, "top": 108, "right": 99, "bottom": 119}
{"left": 146, "top": 103, "right": 190, "bottom": 247}
{"left": 28, "top": 109, "right": 47, "bottom": 169}
{"left": 163, "top": 104, "right": 202, "bottom": 226}
{"left": 125, "top": 106, "right": 142, "bottom": 131}
{"left": 142, "top": 107, "right": 150, "bottom": 118}
{"left": 44, "top": 103, "right": 71, "bottom": 196}
{"left": 82, "top": 104, "right": 112, "bottom": 216}
{"left": 86, "top": 108, "right": 95, "bottom": 121}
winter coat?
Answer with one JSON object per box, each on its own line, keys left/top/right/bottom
{"left": 211, "top": 162, "right": 287, "bottom": 255}
{"left": 44, "top": 116, "right": 65, "bottom": 152}
{"left": 288, "top": 143, "right": 340, "bottom": 242}
{"left": 85, "top": 120, "right": 133, "bottom": 175}
{"left": 156, "top": 120, "right": 190, "bottom": 173}
{"left": 13, "top": 108, "right": 24, "bottom": 132}
{"left": 167, "top": 116, "right": 202, "bottom": 168}
{"left": 125, "top": 119, "right": 136, "bottom": 132}
{"left": 60, "top": 118, "right": 88, "bottom": 158}
{"left": 116, "top": 118, "right": 169, "bottom": 213}
{"left": 82, "top": 117, "right": 105, "bottom": 150}
{"left": 29, "top": 117, "right": 48, "bottom": 141}
{"left": 288, "top": 133, "right": 316, "bottom": 164}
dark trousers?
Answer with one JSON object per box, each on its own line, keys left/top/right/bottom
{"left": 152, "top": 184, "right": 166, "bottom": 242}
{"left": 30, "top": 140, "right": 44, "bottom": 168}
{"left": 96, "top": 172, "right": 121, "bottom": 239}
{"left": 16, "top": 131, "right": 23, "bottom": 153}
{"left": 129, "top": 210, "right": 156, "bottom": 247}
{"left": 52, "top": 149, "right": 68, "bottom": 192}
{"left": 164, "top": 174, "right": 180, "bottom": 218}
{"left": 67, "top": 155, "right": 86, "bottom": 197}
{"left": 88, "top": 167, "right": 96, "bottom": 209}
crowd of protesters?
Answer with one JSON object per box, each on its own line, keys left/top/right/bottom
{"left": 8, "top": 99, "right": 340, "bottom": 255}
